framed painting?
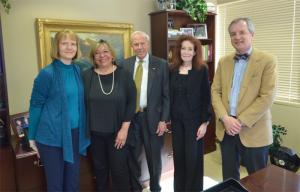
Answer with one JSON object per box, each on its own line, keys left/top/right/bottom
{"left": 36, "top": 18, "right": 133, "bottom": 69}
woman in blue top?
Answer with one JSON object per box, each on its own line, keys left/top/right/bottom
{"left": 28, "top": 29, "right": 90, "bottom": 191}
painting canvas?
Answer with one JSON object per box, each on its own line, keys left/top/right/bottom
{"left": 36, "top": 18, "right": 133, "bottom": 70}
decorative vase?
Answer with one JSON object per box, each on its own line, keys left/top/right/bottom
{"left": 156, "top": 0, "right": 167, "bottom": 10}
{"left": 168, "top": 0, "right": 176, "bottom": 10}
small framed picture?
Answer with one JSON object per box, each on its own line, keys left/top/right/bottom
{"left": 168, "top": 18, "right": 174, "bottom": 29}
{"left": 187, "top": 24, "right": 208, "bottom": 39}
{"left": 10, "top": 112, "right": 29, "bottom": 140}
{"left": 180, "top": 27, "right": 194, "bottom": 36}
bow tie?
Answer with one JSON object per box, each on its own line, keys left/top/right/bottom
{"left": 234, "top": 53, "right": 249, "bottom": 61}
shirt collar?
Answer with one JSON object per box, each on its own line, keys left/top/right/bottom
{"left": 135, "top": 53, "right": 149, "bottom": 63}
{"left": 236, "top": 47, "right": 253, "bottom": 56}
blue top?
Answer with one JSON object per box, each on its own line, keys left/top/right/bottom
{"left": 29, "top": 59, "right": 90, "bottom": 163}
{"left": 59, "top": 62, "right": 79, "bottom": 129}
{"left": 230, "top": 48, "right": 252, "bottom": 116}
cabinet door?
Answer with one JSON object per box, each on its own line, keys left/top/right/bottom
{"left": 15, "top": 154, "right": 46, "bottom": 191}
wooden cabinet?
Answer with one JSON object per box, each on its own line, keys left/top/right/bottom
{"left": 12, "top": 143, "right": 96, "bottom": 191}
{"left": 149, "top": 10, "right": 216, "bottom": 154}
{"left": 14, "top": 146, "right": 46, "bottom": 191}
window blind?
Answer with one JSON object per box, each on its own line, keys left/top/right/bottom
{"left": 216, "top": 0, "right": 300, "bottom": 105}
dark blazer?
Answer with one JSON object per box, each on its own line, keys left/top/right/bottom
{"left": 170, "top": 66, "right": 212, "bottom": 123}
{"left": 120, "top": 55, "right": 170, "bottom": 134}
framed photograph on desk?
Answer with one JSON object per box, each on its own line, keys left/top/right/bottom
{"left": 10, "top": 112, "right": 29, "bottom": 140}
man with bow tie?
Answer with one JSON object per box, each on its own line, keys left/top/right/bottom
{"left": 211, "top": 18, "right": 277, "bottom": 180}
{"left": 120, "top": 31, "right": 170, "bottom": 192}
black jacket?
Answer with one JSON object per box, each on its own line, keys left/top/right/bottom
{"left": 170, "top": 66, "right": 212, "bottom": 123}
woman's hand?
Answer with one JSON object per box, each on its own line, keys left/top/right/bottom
{"left": 156, "top": 121, "right": 167, "bottom": 136}
{"left": 115, "top": 122, "right": 130, "bottom": 149}
{"left": 29, "top": 140, "right": 40, "bottom": 158}
{"left": 196, "top": 122, "right": 209, "bottom": 140}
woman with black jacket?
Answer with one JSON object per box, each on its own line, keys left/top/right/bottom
{"left": 169, "top": 35, "right": 212, "bottom": 192}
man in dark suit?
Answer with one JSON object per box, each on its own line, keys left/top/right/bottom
{"left": 120, "top": 31, "right": 170, "bottom": 192}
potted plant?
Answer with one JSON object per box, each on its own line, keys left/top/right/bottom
{"left": 269, "top": 124, "right": 287, "bottom": 155}
{"left": 269, "top": 124, "right": 300, "bottom": 172}
{"left": 1, "top": 0, "right": 11, "bottom": 13}
{"left": 176, "top": 0, "right": 208, "bottom": 23}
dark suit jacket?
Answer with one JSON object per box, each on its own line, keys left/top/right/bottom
{"left": 120, "top": 55, "right": 170, "bottom": 134}
{"left": 170, "top": 66, "right": 212, "bottom": 123}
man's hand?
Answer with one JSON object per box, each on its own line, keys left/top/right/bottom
{"left": 222, "top": 115, "right": 242, "bottom": 136}
{"left": 156, "top": 121, "right": 167, "bottom": 136}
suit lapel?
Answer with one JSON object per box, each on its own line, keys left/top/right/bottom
{"left": 237, "top": 51, "right": 258, "bottom": 103}
{"left": 128, "top": 57, "right": 136, "bottom": 76}
{"left": 187, "top": 69, "right": 196, "bottom": 92}
{"left": 147, "top": 56, "right": 157, "bottom": 97}
{"left": 227, "top": 57, "right": 235, "bottom": 100}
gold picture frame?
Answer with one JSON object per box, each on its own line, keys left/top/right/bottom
{"left": 36, "top": 18, "right": 133, "bottom": 69}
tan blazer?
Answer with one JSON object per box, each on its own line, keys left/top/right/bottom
{"left": 211, "top": 48, "right": 277, "bottom": 147}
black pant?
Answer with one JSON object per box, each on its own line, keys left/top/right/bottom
{"left": 220, "top": 133, "right": 269, "bottom": 180}
{"left": 128, "top": 112, "right": 163, "bottom": 192}
{"left": 172, "top": 118, "right": 204, "bottom": 192}
{"left": 91, "top": 132, "right": 130, "bottom": 192}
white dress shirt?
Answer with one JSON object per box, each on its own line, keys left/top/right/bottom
{"left": 134, "top": 54, "right": 149, "bottom": 108}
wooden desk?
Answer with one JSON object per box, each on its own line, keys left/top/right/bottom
{"left": 241, "top": 165, "right": 300, "bottom": 192}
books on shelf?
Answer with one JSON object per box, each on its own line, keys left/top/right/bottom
{"left": 202, "top": 44, "right": 213, "bottom": 62}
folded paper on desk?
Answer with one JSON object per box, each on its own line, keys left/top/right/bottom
{"left": 204, "top": 178, "right": 248, "bottom": 192}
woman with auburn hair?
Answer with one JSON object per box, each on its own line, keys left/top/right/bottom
{"left": 82, "top": 40, "right": 136, "bottom": 191}
{"left": 170, "top": 35, "right": 211, "bottom": 192}
{"left": 28, "top": 29, "right": 90, "bottom": 191}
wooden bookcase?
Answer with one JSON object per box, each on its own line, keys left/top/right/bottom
{"left": 149, "top": 10, "right": 216, "bottom": 154}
